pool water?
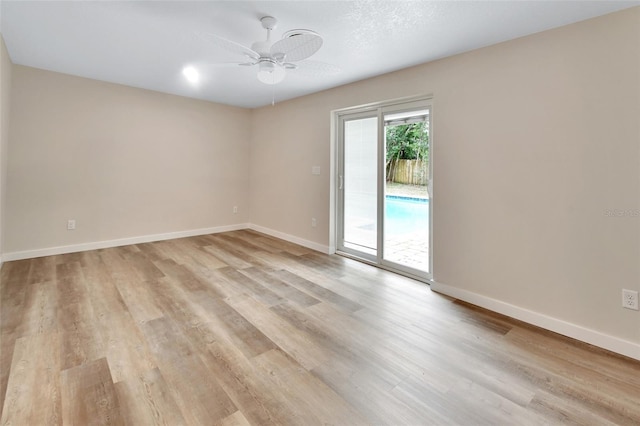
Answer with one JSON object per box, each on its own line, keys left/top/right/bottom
{"left": 385, "top": 195, "right": 429, "bottom": 235}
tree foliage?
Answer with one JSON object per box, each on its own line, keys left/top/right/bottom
{"left": 386, "top": 122, "right": 429, "bottom": 161}
{"left": 385, "top": 122, "right": 429, "bottom": 181}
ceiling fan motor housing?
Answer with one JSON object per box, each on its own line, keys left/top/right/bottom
{"left": 251, "top": 40, "right": 272, "bottom": 56}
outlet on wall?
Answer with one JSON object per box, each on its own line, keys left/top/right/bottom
{"left": 622, "top": 289, "right": 639, "bottom": 310}
{"left": 67, "top": 219, "right": 76, "bottom": 230}
{"left": 311, "top": 217, "right": 317, "bottom": 227}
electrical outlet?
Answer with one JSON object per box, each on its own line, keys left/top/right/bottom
{"left": 311, "top": 217, "right": 317, "bottom": 227}
{"left": 67, "top": 219, "right": 76, "bottom": 230}
{"left": 622, "top": 289, "right": 639, "bottom": 310}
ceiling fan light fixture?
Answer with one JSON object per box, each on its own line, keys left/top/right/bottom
{"left": 257, "top": 60, "right": 285, "bottom": 85}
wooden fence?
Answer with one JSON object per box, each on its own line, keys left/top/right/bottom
{"left": 387, "top": 159, "right": 428, "bottom": 185}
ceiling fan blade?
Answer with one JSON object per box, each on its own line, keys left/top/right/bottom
{"left": 271, "top": 33, "right": 323, "bottom": 62}
{"left": 292, "top": 60, "right": 341, "bottom": 76}
{"left": 202, "top": 33, "right": 260, "bottom": 61}
{"left": 201, "top": 62, "right": 257, "bottom": 68}
{"left": 194, "top": 62, "right": 257, "bottom": 70}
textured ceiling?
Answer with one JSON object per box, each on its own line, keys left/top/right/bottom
{"left": 1, "top": 1, "right": 638, "bottom": 108}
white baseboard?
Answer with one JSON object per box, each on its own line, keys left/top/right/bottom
{"left": 430, "top": 281, "right": 640, "bottom": 361}
{"left": 2, "top": 223, "right": 250, "bottom": 262}
{"left": 248, "top": 224, "right": 330, "bottom": 254}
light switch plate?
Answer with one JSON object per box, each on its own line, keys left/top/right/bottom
{"left": 312, "top": 166, "right": 321, "bottom": 175}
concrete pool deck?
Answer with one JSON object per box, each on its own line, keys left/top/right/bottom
{"left": 384, "top": 182, "right": 430, "bottom": 272}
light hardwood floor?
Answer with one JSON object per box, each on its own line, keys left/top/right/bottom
{"left": 1, "top": 229, "right": 639, "bottom": 425}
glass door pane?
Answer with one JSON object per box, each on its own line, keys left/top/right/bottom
{"left": 383, "top": 110, "right": 430, "bottom": 273}
{"left": 343, "top": 116, "right": 378, "bottom": 256}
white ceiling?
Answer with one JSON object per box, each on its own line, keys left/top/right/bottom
{"left": 1, "top": 1, "right": 638, "bottom": 108}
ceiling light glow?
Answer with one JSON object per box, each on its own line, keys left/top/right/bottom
{"left": 182, "top": 66, "right": 199, "bottom": 84}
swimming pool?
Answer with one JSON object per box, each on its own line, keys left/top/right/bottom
{"left": 385, "top": 195, "right": 429, "bottom": 235}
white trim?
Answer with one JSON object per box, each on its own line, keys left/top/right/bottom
{"left": 2, "top": 223, "right": 250, "bottom": 262}
{"left": 430, "top": 281, "right": 640, "bottom": 361}
{"left": 332, "top": 94, "right": 434, "bottom": 116}
{"left": 328, "top": 110, "right": 337, "bottom": 256}
{"left": 248, "top": 223, "right": 330, "bottom": 254}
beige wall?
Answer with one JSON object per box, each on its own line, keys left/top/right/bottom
{"left": 7, "top": 66, "right": 251, "bottom": 253}
{"left": 250, "top": 9, "right": 640, "bottom": 344}
{"left": 0, "top": 35, "right": 11, "bottom": 263}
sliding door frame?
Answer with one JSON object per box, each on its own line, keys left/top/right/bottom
{"left": 331, "top": 95, "right": 433, "bottom": 282}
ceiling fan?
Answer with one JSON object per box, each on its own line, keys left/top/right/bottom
{"left": 207, "top": 16, "right": 337, "bottom": 85}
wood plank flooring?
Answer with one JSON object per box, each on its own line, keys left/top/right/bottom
{"left": 1, "top": 229, "right": 639, "bottom": 425}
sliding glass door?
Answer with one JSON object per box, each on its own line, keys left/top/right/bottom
{"left": 336, "top": 98, "right": 432, "bottom": 280}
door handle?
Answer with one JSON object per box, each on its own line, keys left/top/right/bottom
{"left": 339, "top": 175, "right": 343, "bottom": 190}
